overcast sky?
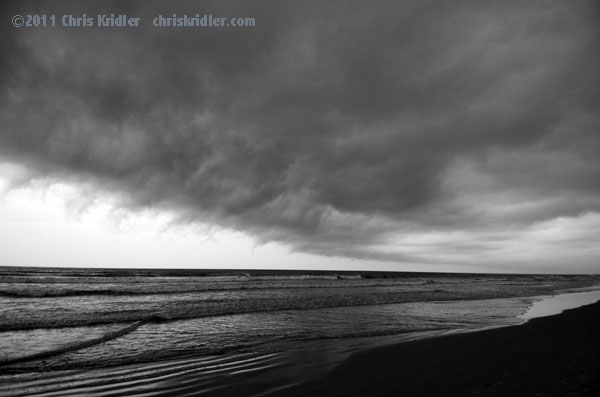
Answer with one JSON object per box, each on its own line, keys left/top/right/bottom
{"left": 1, "top": 0, "right": 599, "bottom": 273}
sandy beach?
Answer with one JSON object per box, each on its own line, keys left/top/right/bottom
{"left": 276, "top": 301, "right": 600, "bottom": 397}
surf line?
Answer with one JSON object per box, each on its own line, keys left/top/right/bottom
{"left": 0, "top": 318, "right": 155, "bottom": 367}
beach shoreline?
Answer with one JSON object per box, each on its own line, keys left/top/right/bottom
{"left": 273, "top": 300, "right": 600, "bottom": 397}
{"left": 2, "top": 275, "right": 599, "bottom": 396}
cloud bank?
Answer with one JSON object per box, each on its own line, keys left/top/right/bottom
{"left": 1, "top": 0, "right": 599, "bottom": 271}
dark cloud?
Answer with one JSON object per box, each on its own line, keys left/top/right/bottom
{"left": 1, "top": 0, "right": 599, "bottom": 266}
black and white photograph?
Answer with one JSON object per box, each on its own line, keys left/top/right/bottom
{"left": 1, "top": 1, "right": 599, "bottom": 396}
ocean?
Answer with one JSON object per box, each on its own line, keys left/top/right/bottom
{"left": 1, "top": 267, "right": 599, "bottom": 396}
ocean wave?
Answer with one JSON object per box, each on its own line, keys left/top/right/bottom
{"left": 0, "top": 321, "right": 147, "bottom": 368}
{"left": 2, "top": 280, "right": 596, "bottom": 332}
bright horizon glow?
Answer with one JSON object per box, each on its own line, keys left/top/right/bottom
{"left": 1, "top": 166, "right": 598, "bottom": 274}
{"left": 0, "top": 170, "right": 433, "bottom": 273}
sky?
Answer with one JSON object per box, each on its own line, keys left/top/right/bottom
{"left": 1, "top": 0, "right": 599, "bottom": 273}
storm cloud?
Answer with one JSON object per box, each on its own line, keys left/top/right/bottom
{"left": 1, "top": 0, "right": 599, "bottom": 270}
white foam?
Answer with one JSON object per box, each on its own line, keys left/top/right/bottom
{"left": 518, "top": 289, "right": 600, "bottom": 320}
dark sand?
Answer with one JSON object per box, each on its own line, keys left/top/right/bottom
{"left": 273, "top": 301, "right": 600, "bottom": 397}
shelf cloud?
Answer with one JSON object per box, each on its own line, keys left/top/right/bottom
{"left": 1, "top": 0, "right": 599, "bottom": 270}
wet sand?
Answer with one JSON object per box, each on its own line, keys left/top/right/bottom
{"left": 275, "top": 301, "right": 600, "bottom": 396}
